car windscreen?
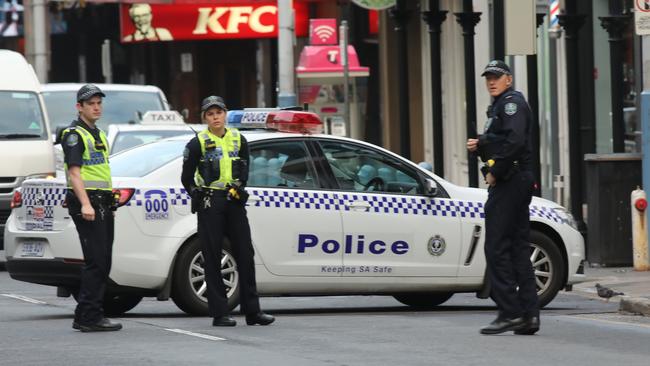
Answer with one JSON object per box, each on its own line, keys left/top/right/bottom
{"left": 110, "top": 139, "right": 186, "bottom": 177}
{"left": 112, "top": 129, "right": 193, "bottom": 154}
{"left": 0, "top": 91, "right": 48, "bottom": 140}
{"left": 42, "top": 90, "right": 164, "bottom": 130}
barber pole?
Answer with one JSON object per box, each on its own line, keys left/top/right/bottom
{"left": 549, "top": 0, "right": 560, "bottom": 31}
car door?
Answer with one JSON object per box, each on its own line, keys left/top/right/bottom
{"left": 246, "top": 139, "right": 344, "bottom": 276}
{"left": 315, "top": 139, "right": 463, "bottom": 277}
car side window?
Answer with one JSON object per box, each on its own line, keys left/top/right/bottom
{"left": 249, "top": 141, "right": 318, "bottom": 189}
{"left": 319, "top": 141, "right": 423, "bottom": 195}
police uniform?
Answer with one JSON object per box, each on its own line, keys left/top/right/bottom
{"left": 476, "top": 61, "right": 539, "bottom": 335}
{"left": 180, "top": 96, "right": 274, "bottom": 327}
{"left": 61, "top": 84, "right": 121, "bottom": 332}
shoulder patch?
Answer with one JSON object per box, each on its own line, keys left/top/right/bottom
{"left": 504, "top": 102, "right": 518, "bottom": 116}
{"left": 183, "top": 147, "right": 190, "bottom": 161}
{"left": 66, "top": 133, "right": 79, "bottom": 147}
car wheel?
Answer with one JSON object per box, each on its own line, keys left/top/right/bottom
{"left": 530, "top": 230, "right": 566, "bottom": 308}
{"left": 171, "top": 237, "right": 240, "bottom": 316}
{"left": 393, "top": 292, "right": 454, "bottom": 308}
{"left": 103, "top": 294, "right": 143, "bottom": 316}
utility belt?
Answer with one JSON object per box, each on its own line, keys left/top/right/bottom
{"left": 190, "top": 185, "right": 248, "bottom": 213}
{"left": 66, "top": 189, "right": 119, "bottom": 211}
{"left": 481, "top": 160, "right": 523, "bottom": 181}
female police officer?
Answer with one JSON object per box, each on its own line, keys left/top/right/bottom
{"left": 467, "top": 61, "right": 539, "bottom": 335}
{"left": 180, "top": 96, "right": 274, "bottom": 327}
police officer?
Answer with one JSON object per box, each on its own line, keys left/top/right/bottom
{"left": 467, "top": 61, "right": 539, "bottom": 335}
{"left": 180, "top": 96, "right": 275, "bottom": 327}
{"left": 61, "top": 84, "right": 122, "bottom": 332}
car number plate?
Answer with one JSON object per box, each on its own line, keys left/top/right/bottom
{"left": 21, "top": 241, "right": 45, "bottom": 258}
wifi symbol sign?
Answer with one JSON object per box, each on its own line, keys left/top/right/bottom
{"left": 314, "top": 25, "right": 336, "bottom": 43}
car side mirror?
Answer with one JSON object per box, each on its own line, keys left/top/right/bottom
{"left": 424, "top": 179, "right": 438, "bottom": 197}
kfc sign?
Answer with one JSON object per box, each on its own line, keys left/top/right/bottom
{"left": 120, "top": 2, "right": 308, "bottom": 42}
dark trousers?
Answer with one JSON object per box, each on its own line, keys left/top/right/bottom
{"left": 197, "top": 194, "right": 261, "bottom": 317}
{"left": 484, "top": 170, "right": 539, "bottom": 319}
{"left": 69, "top": 195, "right": 114, "bottom": 325}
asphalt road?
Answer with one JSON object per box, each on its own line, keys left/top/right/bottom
{"left": 1, "top": 271, "right": 649, "bottom": 366}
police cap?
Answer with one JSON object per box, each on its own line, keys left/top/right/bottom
{"left": 201, "top": 96, "right": 227, "bottom": 112}
{"left": 77, "top": 84, "right": 106, "bottom": 102}
{"left": 481, "top": 60, "right": 511, "bottom": 77}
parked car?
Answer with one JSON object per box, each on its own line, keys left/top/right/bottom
{"left": 0, "top": 50, "right": 55, "bottom": 263}
{"left": 4, "top": 110, "right": 586, "bottom": 316}
{"left": 42, "top": 83, "right": 173, "bottom": 172}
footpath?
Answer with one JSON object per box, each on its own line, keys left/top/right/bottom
{"left": 572, "top": 266, "right": 650, "bottom": 316}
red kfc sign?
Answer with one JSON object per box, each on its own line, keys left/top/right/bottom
{"left": 120, "top": 2, "right": 308, "bottom": 42}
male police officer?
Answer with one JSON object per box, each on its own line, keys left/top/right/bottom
{"left": 467, "top": 61, "right": 539, "bottom": 335}
{"left": 61, "top": 84, "right": 122, "bottom": 332}
{"left": 180, "top": 96, "right": 274, "bottom": 327}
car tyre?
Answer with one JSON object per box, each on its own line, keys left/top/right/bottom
{"left": 171, "top": 237, "right": 240, "bottom": 316}
{"left": 530, "top": 230, "right": 565, "bottom": 308}
{"left": 393, "top": 292, "right": 453, "bottom": 308}
{"left": 103, "top": 294, "right": 143, "bottom": 316}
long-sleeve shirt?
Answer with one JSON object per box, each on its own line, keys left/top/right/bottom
{"left": 477, "top": 88, "right": 532, "bottom": 180}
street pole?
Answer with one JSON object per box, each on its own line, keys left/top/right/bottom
{"left": 599, "top": 0, "right": 632, "bottom": 153}
{"left": 24, "top": 0, "right": 48, "bottom": 82}
{"left": 389, "top": 0, "right": 411, "bottom": 160}
{"left": 277, "top": 0, "right": 296, "bottom": 108}
{"left": 528, "top": 13, "right": 545, "bottom": 197}
{"left": 340, "top": 21, "right": 350, "bottom": 137}
{"left": 454, "top": 0, "right": 481, "bottom": 188}
{"left": 422, "top": 0, "right": 447, "bottom": 178}
{"left": 558, "top": 2, "right": 587, "bottom": 235}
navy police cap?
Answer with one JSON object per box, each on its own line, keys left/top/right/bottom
{"left": 201, "top": 96, "right": 227, "bottom": 112}
{"left": 77, "top": 84, "right": 106, "bottom": 102}
{"left": 481, "top": 60, "right": 512, "bottom": 77}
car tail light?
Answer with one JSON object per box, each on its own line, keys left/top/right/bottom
{"left": 113, "top": 188, "right": 135, "bottom": 207}
{"left": 10, "top": 190, "right": 22, "bottom": 209}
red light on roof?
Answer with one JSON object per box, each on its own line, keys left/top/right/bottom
{"left": 266, "top": 111, "right": 323, "bottom": 134}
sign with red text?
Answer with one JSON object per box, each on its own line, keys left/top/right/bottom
{"left": 120, "top": 2, "right": 308, "bottom": 42}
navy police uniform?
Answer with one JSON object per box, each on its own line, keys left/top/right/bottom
{"left": 61, "top": 84, "right": 121, "bottom": 332}
{"left": 476, "top": 61, "right": 539, "bottom": 335}
{"left": 180, "top": 96, "right": 274, "bottom": 327}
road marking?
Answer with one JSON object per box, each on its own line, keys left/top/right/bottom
{"left": 164, "top": 328, "right": 226, "bottom": 341}
{"left": 1, "top": 294, "right": 47, "bottom": 305}
{"left": 564, "top": 315, "right": 650, "bottom": 329}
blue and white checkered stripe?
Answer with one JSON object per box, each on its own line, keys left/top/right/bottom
{"left": 105, "top": 186, "right": 563, "bottom": 224}
{"left": 247, "top": 189, "right": 485, "bottom": 218}
{"left": 22, "top": 187, "right": 67, "bottom": 206}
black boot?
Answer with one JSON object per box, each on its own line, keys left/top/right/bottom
{"left": 514, "top": 316, "right": 540, "bottom": 335}
{"left": 212, "top": 315, "right": 237, "bottom": 327}
{"left": 480, "top": 316, "right": 525, "bottom": 335}
{"left": 245, "top": 312, "right": 275, "bottom": 326}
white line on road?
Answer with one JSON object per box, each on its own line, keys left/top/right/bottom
{"left": 164, "top": 328, "right": 226, "bottom": 341}
{"left": 1, "top": 294, "right": 47, "bottom": 305}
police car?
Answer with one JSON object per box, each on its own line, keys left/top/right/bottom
{"left": 4, "top": 110, "right": 585, "bottom": 316}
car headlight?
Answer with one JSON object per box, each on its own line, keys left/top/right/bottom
{"left": 552, "top": 207, "right": 578, "bottom": 230}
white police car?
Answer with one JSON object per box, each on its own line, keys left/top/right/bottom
{"left": 4, "top": 110, "right": 585, "bottom": 315}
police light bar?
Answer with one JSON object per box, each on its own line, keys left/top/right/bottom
{"left": 227, "top": 109, "right": 323, "bottom": 134}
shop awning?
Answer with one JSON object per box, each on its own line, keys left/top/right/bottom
{"left": 296, "top": 45, "right": 369, "bottom": 79}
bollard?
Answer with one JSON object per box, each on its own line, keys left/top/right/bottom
{"left": 631, "top": 187, "right": 649, "bottom": 271}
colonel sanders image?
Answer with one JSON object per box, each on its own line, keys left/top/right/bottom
{"left": 123, "top": 4, "right": 172, "bottom": 42}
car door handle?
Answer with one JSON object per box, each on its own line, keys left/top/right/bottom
{"left": 346, "top": 201, "right": 371, "bottom": 211}
{"left": 248, "top": 195, "right": 262, "bottom": 202}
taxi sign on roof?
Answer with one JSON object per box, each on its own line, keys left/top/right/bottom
{"left": 141, "top": 111, "right": 185, "bottom": 125}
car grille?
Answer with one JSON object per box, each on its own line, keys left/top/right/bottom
{"left": 0, "top": 177, "right": 16, "bottom": 183}
{"left": 0, "top": 188, "right": 13, "bottom": 194}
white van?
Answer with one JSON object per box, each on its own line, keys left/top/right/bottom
{"left": 0, "top": 50, "right": 55, "bottom": 260}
